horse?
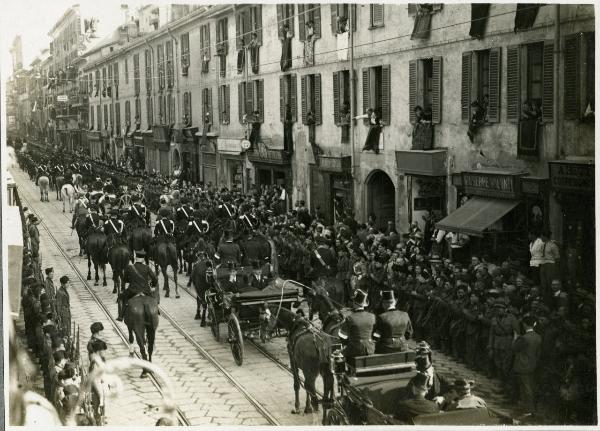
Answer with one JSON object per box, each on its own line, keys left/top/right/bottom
{"left": 74, "top": 215, "right": 89, "bottom": 256}
{"left": 108, "top": 240, "right": 131, "bottom": 295}
{"left": 37, "top": 175, "right": 50, "bottom": 202}
{"left": 190, "top": 255, "right": 214, "bottom": 324}
{"left": 61, "top": 183, "right": 77, "bottom": 213}
{"left": 86, "top": 230, "right": 108, "bottom": 286}
{"left": 129, "top": 224, "right": 153, "bottom": 265}
{"left": 313, "top": 276, "right": 346, "bottom": 311}
{"left": 151, "top": 236, "right": 179, "bottom": 298}
{"left": 267, "top": 308, "right": 331, "bottom": 416}
{"left": 124, "top": 292, "right": 159, "bottom": 377}
{"left": 54, "top": 174, "right": 65, "bottom": 200}
{"left": 72, "top": 173, "right": 83, "bottom": 189}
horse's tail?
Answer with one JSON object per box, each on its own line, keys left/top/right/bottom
{"left": 166, "top": 243, "right": 178, "bottom": 269}
{"left": 143, "top": 299, "right": 160, "bottom": 329}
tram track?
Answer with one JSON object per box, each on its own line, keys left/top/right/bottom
{"left": 16, "top": 172, "right": 281, "bottom": 426}
{"left": 27, "top": 172, "right": 324, "bottom": 401}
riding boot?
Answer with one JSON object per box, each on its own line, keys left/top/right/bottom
{"left": 200, "top": 308, "right": 206, "bottom": 327}
{"left": 116, "top": 300, "right": 124, "bottom": 321}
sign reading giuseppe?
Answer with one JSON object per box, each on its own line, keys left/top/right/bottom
{"left": 461, "top": 171, "right": 525, "bottom": 199}
{"left": 549, "top": 161, "right": 594, "bottom": 193}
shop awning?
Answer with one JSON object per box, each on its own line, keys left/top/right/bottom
{"left": 435, "top": 196, "right": 519, "bottom": 237}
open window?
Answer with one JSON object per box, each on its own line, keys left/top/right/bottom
{"left": 461, "top": 48, "right": 501, "bottom": 123}
{"left": 237, "top": 5, "right": 262, "bottom": 48}
{"left": 279, "top": 74, "right": 298, "bottom": 123}
{"left": 409, "top": 57, "right": 442, "bottom": 124}
{"left": 238, "top": 80, "right": 264, "bottom": 123}
{"left": 157, "top": 45, "right": 165, "bottom": 90}
{"left": 216, "top": 18, "right": 228, "bottom": 77}
{"left": 96, "top": 105, "right": 101, "bottom": 131}
{"left": 146, "top": 96, "right": 153, "bottom": 129}
{"left": 133, "top": 53, "right": 140, "bottom": 96}
{"left": 181, "top": 32, "right": 190, "bottom": 76}
{"left": 166, "top": 41, "right": 174, "bottom": 89}
{"left": 202, "top": 87, "right": 213, "bottom": 125}
{"left": 301, "top": 74, "right": 322, "bottom": 125}
{"left": 199, "top": 25, "right": 210, "bottom": 74}
{"left": 182, "top": 92, "right": 192, "bottom": 126}
{"left": 330, "top": 4, "right": 356, "bottom": 33}
{"left": 299, "top": 5, "right": 321, "bottom": 40}
{"left": 218, "top": 84, "right": 230, "bottom": 125}
{"left": 125, "top": 100, "right": 131, "bottom": 128}
{"left": 113, "top": 62, "right": 119, "bottom": 99}
{"left": 277, "top": 5, "right": 295, "bottom": 38}
{"left": 362, "top": 64, "right": 391, "bottom": 125}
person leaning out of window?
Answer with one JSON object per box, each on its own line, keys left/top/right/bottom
{"left": 467, "top": 94, "right": 489, "bottom": 142}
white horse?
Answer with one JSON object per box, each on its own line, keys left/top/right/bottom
{"left": 38, "top": 176, "right": 50, "bottom": 202}
{"left": 72, "top": 173, "right": 83, "bottom": 188}
{"left": 61, "top": 183, "right": 77, "bottom": 213}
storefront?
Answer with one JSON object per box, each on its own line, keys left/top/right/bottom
{"left": 438, "top": 169, "right": 537, "bottom": 260}
{"left": 87, "top": 131, "right": 101, "bottom": 158}
{"left": 248, "top": 141, "right": 293, "bottom": 198}
{"left": 308, "top": 155, "right": 352, "bottom": 224}
{"left": 100, "top": 129, "right": 111, "bottom": 160}
{"left": 217, "top": 138, "right": 247, "bottom": 192}
{"left": 201, "top": 139, "right": 217, "bottom": 188}
{"left": 180, "top": 127, "right": 199, "bottom": 183}
{"left": 549, "top": 159, "right": 595, "bottom": 290}
{"left": 152, "top": 125, "right": 171, "bottom": 176}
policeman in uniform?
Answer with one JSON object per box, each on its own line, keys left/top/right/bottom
{"left": 176, "top": 197, "right": 195, "bottom": 223}
{"left": 128, "top": 193, "right": 148, "bottom": 228}
{"left": 374, "top": 290, "right": 413, "bottom": 353}
{"left": 312, "top": 236, "right": 337, "bottom": 279}
{"left": 85, "top": 204, "right": 103, "bottom": 233}
{"left": 104, "top": 209, "right": 126, "bottom": 249}
{"left": 154, "top": 212, "right": 176, "bottom": 240}
{"left": 338, "top": 289, "right": 376, "bottom": 360}
{"left": 216, "top": 231, "right": 242, "bottom": 265}
{"left": 117, "top": 251, "right": 158, "bottom": 321}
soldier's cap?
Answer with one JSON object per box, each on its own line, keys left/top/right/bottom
{"left": 380, "top": 290, "right": 396, "bottom": 303}
{"left": 135, "top": 250, "right": 147, "bottom": 258}
{"left": 90, "top": 322, "right": 104, "bottom": 334}
{"left": 454, "top": 378, "right": 475, "bottom": 392}
{"left": 352, "top": 289, "right": 369, "bottom": 307}
{"left": 45, "top": 267, "right": 54, "bottom": 275}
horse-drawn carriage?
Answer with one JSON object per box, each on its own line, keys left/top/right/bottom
{"left": 205, "top": 266, "right": 303, "bottom": 366}
{"left": 324, "top": 349, "right": 514, "bottom": 426}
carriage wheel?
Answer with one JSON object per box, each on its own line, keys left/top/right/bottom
{"left": 228, "top": 314, "right": 244, "bottom": 366}
{"left": 208, "top": 305, "right": 219, "bottom": 341}
{"left": 325, "top": 406, "right": 349, "bottom": 425}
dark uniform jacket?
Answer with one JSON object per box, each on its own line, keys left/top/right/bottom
{"left": 312, "top": 245, "right": 336, "bottom": 278}
{"left": 512, "top": 329, "right": 542, "bottom": 374}
{"left": 123, "top": 262, "right": 158, "bottom": 298}
{"left": 217, "top": 241, "right": 242, "bottom": 264}
{"left": 104, "top": 218, "right": 125, "bottom": 237}
{"left": 176, "top": 205, "right": 194, "bottom": 221}
{"left": 129, "top": 203, "right": 147, "bottom": 224}
{"left": 154, "top": 219, "right": 175, "bottom": 237}
{"left": 340, "top": 309, "right": 376, "bottom": 359}
{"left": 55, "top": 286, "right": 71, "bottom": 336}
{"left": 375, "top": 308, "right": 413, "bottom": 353}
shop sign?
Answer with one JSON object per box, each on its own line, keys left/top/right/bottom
{"left": 461, "top": 171, "right": 524, "bottom": 199}
{"left": 247, "top": 142, "right": 290, "bottom": 164}
{"left": 549, "top": 161, "right": 594, "bottom": 194}
{"left": 217, "top": 138, "right": 243, "bottom": 155}
{"left": 319, "top": 155, "right": 351, "bottom": 173}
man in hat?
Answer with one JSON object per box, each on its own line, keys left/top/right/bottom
{"left": 512, "top": 314, "right": 542, "bottom": 415}
{"left": 89, "top": 177, "right": 104, "bottom": 205}
{"left": 104, "top": 209, "right": 126, "bottom": 250}
{"left": 28, "top": 215, "right": 41, "bottom": 259}
{"left": 395, "top": 372, "right": 440, "bottom": 422}
{"left": 55, "top": 275, "right": 71, "bottom": 337}
{"left": 87, "top": 321, "right": 108, "bottom": 425}
{"left": 445, "top": 379, "right": 487, "bottom": 410}
{"left": 312, "top": 236, "right": 336, "bottom": 279}
{"left": 216, "top": 231, "right": 242, "bottom": 265}
{"left": 117, "top": 250, "right": 158, "bottom": 320}
{"left": 374, "top": 290, "right": 413, "bottom": 353}
{"left": 338, "top": 289, "right": 376, "bottom": 360}
{"left": 154, "top": 211, "right": 176, "bottom": 240}
{"left": 488, "top": 300, "right": 520, "bottom": 382}
{"left": 249, "top": 260, "right": 268, "bottom": 290}
{"left": 44, "top": 267, "right": 56, "bottom": 312}
{"left": 411, "top": 341, "right": 451, "bottom": 402}
{"left": 128, "top": 193, "right": 148, "bottom": 228}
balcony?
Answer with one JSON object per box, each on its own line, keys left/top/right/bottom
{"left": 396, "top": 148, "right": 447, "bottom": 177}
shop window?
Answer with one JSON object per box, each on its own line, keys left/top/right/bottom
{"left": 202, "top": 87, "right": 213, "bottom": 125}
{"left": 238, "top": 80, "right": 264, "bottom": 123}
{"left": 166, "top": 41, "right": 174, "bottom": 89}
{"left": 125, "top": 58, "right": 129, "bottom": 84}
{"left": 157, "top": 45, "right": 165, "bottom": 90}
{"left": 362, "top": 64, "right": 391, "bottom": 125}
{"left": 133, "top": 53, "right": 140, "bottom": 96}
{"left": 277, "top": 5, "right": 295, "bottom": 38}
{"left": 115, "top": 102, "right": 121, "bottom": 136}
{"left": 144, "top": 50, "right": 152, "bottom": 92}
{"left": 408, "top": 58, "right": 442, "bottom": 124}
{"left": 181, "top": 32, "right": 190, "bottom": 77}
{"left": 146, "top": 97, "right": 153, "bottom": 129}
{"left": 564, "top": 32, "right": 595, "bottom": 121}
{"left": 182, "top": 92, "right": 192, "bottom": 126}
{"left": 461, "top": 48, "right": 501, "bottom": 123}
{"left": 218, "top": 84, "right": 231, "bottom": 125}
{"left": 330, "top": 4, "right": 357, "bottom": 33}
{"left": 370, "top": 4, "right": 384, "bottom": 28}
{"left": 279, "top": 74, "right": 298, "bottom": 122}
{"left": 299, "top": 5, "right": 321, "bottom": 40}
{"left": 301, "top": 74, "right": 321, "bottom": 125}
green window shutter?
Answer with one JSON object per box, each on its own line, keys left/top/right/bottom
{"left": 409, "top": 60, "right": 417, "bottom": 124}
{"left": 431, "top": 57, "right": 442, "bottom": 124}
{"left": 257, "top": 80, "right": 264, "bottom": 122}
{"left": 301, "top": 75, "right": 307, "bottom": 124}
{"left": 333, "top": 71, "right": 340, "bottom": 125}
{"left": 290, "top": 74, "right": 298, "bottom": 122}
{"left": 330, "top": 4, "right": 338, "bottom": 33}
{"left": 564, "top": 34, "right": 581, "bottom": 120}
{"left": 238, "top": 82, "right": 244, "bottom": 123}
{"left": 280, "top": 76, "right": 285, "bottom": 122}
{"left": 488, "top": 47, "right": 501, "bottom": 123}
{"left": 314, "top": 73, "right": 322, "bottom": 125}
{"left": 381, "top": 64, "right": 391, "bottom": 125}
{"left": 299, "top": 5, "right": 306, "bottom": 41}
{"left": 313, "top": 5, "right": 321, "bottom": 39}
{"left": 461, "top": 52, "right": 472, "bottom": 123}
{"left": 542, "top": 41, "right": 554, "bottom": 123}
{"left": 506, "top": 46, "right": 521, "bottom": 123}
{"left": 362, "top": 67, "right": 370, "bottom": 125}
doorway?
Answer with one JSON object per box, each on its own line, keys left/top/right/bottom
{"left": 367, "top": 170, "right": 395, "bottom": 230}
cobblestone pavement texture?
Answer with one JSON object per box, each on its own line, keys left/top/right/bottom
{"left": 13, "top": 166, "right": 522, "bottom": 425}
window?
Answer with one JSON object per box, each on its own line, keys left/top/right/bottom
{"left": 238, "top": 80, "right": 264, "bottom": 123}
{"left": 88, "top": 73, "right": 93, "bottom": 95}
{"left": 181, "top": 32, "right": 190, "bottom": 76}
{"left": 202, "top": 88, "right": 213, "bottom": 123}
{"left": 216, "top": 18, "right": 229, "bottom": 54}
{"left": 409, "top": 58, "right": 442, "bottom": 124}
{"left": 249, "top": 5, "right": 263, "bottom": 44}
{"left": 166, "top": 94, "right": 174, "bottom": 124}
{"left": 113, "top": 62, "right": 119, "bottom": 99}
{"left": 144, "top": 50, "right": 152, "bottom": 92}
{"left": 333, "top": 70, "right": 354, "bottom": 128}
{"left": 461, "top": 48, "right": 500, "bottom": 123}
{"left": 564, "top": 32, "right": 594, "bottom": 120}
{"left": 89, "top": 106, "right": 94, "bottom": 129}
{"left": 115, "top": 102, "right": 121, "bottom": 136}
{"left": 133, "top": 53, "right": 140, "bottom": 96}
{"left": 370, "top": 4, "right": 384, "bottom": 28}
{"left": 136, "top": 97, "right": 142, "bottom": 126}
{"left": 159, "top": 95, "right": 166, "bottom": 124}
{"left": 218, "top": 84, "right": 230, "bottom": 124}
{"left": 279, "top": 74, "right": 298, "bottom": 122}
{"left": 166, "top": 41, "right": 174, "bottom": 89}
{"left": 183, "top": 91, "right": 192, "bottom": 125}
{"left": 506, "top": 42, "right": 554, "bottom": 123}
{"left": 301, "top": 74, "right": 322, "bottom": 125}
{"left": 277, "top": 5, "right": 295, "bottom": 38}
{"left": 157, "top": 44, "right": 165, "bottom": 90}
{"left": 103, "top": 105, "right": 108, "bottom": 128}
{"left": 146, "top": 96, "right": 154, "bottom": 129}
{"left": 109, "top": 104, "right": 114, "bottom": 133}
{"left": 124, "top": 58, "right": 129, "bottom": 84}
{"left": 330, "top": 4, "right": 357, "bottom": 33}
{"left": 200, "top": 25, "right": 210, "bottom": 73}
{"left": 363, "top": 64, "right": 391, "bottom": 124}
{"left": 102, "top": 67, "right": 107, "bottom": 96}
{"left": 299, "top": 5, "right": 321, "bottom": 40}
{"left": 125, "top": 100, "right": 131, "bottom": 126}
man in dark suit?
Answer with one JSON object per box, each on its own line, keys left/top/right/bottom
{"left": 216, "top": 232, "right": 242, "bottom": 265}
{"left": 117, "top": 251, "right": 158, "bottom": 321}
{"left": 338, "top": 289, "right": 376, "bottom": 359}
{"left": 374, "top": 290, "right": 413, "bottom": 353}
{"left": 512, "top": 314, "right": 542, "bottom": 414}
{"left": 395, "top": 372, "right": 440, "bottom": 423}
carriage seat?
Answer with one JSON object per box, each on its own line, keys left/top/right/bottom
{"left": 412, "top": 407, "right": 502, "bottom": 425}
{"left": 348, "top": 351, "right": 416, "bottom": 376}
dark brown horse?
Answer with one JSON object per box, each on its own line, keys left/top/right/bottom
{"left": 108, "top": 241, "right": 131, "bottom": 295}
{"left": 86, "top": 230, "right": 108, "bottom": 286}
{"left": 151, "top": 236, "right": 179, "bottom": 298}
{"left": 129, "top": 225, "right": 153, "bottom": 265}
{"left": 74, "top": 215, "right": 88, "bottom": 256}
{"left": 190, "top": 255, "right": 214, "bottom": 324}
{"left": 124, "top": 292, "right": 159, "bottom": 377}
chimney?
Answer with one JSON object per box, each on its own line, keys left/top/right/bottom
{"left": 121, "top": 4, "right": 129, "bottom": 26}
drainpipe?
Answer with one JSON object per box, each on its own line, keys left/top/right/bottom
{"left": 553, "top": 4, "right": 560, "bottom": 160}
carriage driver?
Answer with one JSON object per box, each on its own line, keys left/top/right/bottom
{"left": 71, "top": 193, "right": 90, "bottom": 229}
{"left": 374, "top": 290, "right": 413, "bottom": 353}
{"left": 116, "top": 251, "right": 158, "bottom": 321}
{"left": 104, "top": 209, "right": 126, "bottom": 249}
{"left": 215, "top": 231, "right": 242, "bottom": 265}
{"left": 338, "top": 289, "right": 377, "bottom": 360}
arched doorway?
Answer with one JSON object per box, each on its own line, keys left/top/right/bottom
{"left": 366, "top": 170, "right": 395, "bottom": 230}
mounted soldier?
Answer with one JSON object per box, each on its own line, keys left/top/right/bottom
{"left": 154, "top": 210, "right": 175, "bottom": 241}
{"left": 104, "top": 209, "right": 126, "bottom": 251}
{"left": 98, "top": 183, "right": 117, "bottom": 215}
{"left": 127, "top": 194, "right": 148, "bottom": 229}
{"left": 89, "top": 177, "right": 104, "bottom": 207}
{"left": 215, "top": 231, "right": 242, "bottom": 265}
{"left": 116, "top": 251, "right": 158, "bottom": 322}
{"left": 118, "top": 185, "right": 133, "bottom": 210}
{"left": 71, "top": 193, "right": 90, "bottom": 229}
